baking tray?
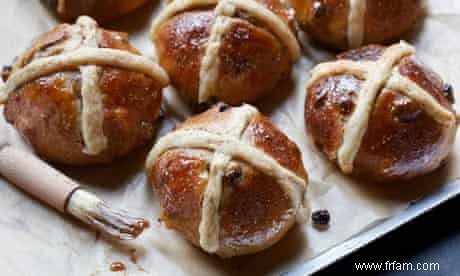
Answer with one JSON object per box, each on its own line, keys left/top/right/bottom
{"left": 286, "top": 180, "right": 460, "bottom": 275}
{"left": 1, "top": 1, "right": 458, "bottom": 275}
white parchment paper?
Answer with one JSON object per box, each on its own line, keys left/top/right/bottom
{"left": 0, "top": 0, "right": 459, "bottom": 275}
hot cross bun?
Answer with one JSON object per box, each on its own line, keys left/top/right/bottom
{"left": 305, "top": 42, "right": 457, "bottom": 182}
{"left": 290, "top": 0, "right": 423, "bottom": 49}
{"left": 2, "top": 16, "right": 169, "bottom": 165}
{"left": 146, "top": 104, "right": 308, "bottom": 257}
{"left": 151, "top": 0, "right": 300, "bottom": 107}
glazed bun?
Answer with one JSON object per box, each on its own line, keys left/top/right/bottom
{"left": 290, "top": 0, "right": 423, "bottom": 49}
{"left": 305, "top": 42, "right": 457, "bottom": 182}
{"left": 2, "top": 16, "right": 169, "bottom": 165}
{"left": 146, "top": 103, "right": 308, "bottom": 257}
{"left": 151, "top": 0, "right": 300, "bottom": 107}
{"left": 55, "top": 0, "right": 149, "bottom": 23}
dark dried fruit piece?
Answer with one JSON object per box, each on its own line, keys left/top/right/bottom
{"left": 158, "top": 107, "right": 166, "bottom": 120}
{"left": 394, "top": 108, "right": 423, "bottom": 124}
{"left": 312, "top": 1, "right": 326, "bottom": 18}
{"left": 224, "top": 167, "right": 243, "bottom": 187}
{"left": 312, "top": 209, "right": 330, "bottom": 226}
{"left": 1, "top": 65, "right": 12, "bottom": 82}
{"left": 314, "top": 87, "right": 328, "bottom": 109}
{"left": 443, "top": 83, "right": 455, "bottom": 104}
{"left": 197, "top": 97, "right": 219, "bottom": 112}
{"left": 217, "top": 102, "right": 230, "bottom": 112}
{"left": 336, "top": 93, "right": 355, "bottom": 115}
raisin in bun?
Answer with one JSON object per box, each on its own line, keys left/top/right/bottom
{"left": 305, "top": 42, "right": 457, "bottom": 182}
{"left": 290, "top": 0, "right": 423, "bottom": 49}
{"left": 151, "top": 0, "right": 300, "bottom": 107}
{"left": 54, "top": 0, "right": 149, "bottom": 23}
{"left": 1, "top": 16, "right": 169, "bottom": 165}
{"left": 146, "top": 103, "right": 308, "bottom": 257}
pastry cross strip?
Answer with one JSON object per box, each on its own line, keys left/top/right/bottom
{"left": 151, "top": 0, "right": 300, "bottom": 103}
{"left": 0, "top": 16, "right": 169, "bottom": 155}
{"left": 348, "top": 0, "right": 366, "bottom": 48}
{"left": 307, "top": 41, "right": 457, "bottom": 173}
{"left": 146, "top": 105, "right": 308, "bottom": 253}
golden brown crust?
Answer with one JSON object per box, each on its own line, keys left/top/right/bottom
{"left": 153, "top": 0, "right": 296, "bottom": 106}
{"left": 56, "top": 0, "right": 149, "bottom": 23}
{"left": 97, "top": 30, "right": 141, "bottom": 54}
{"left": 363, "top": 0, "right": 423, "bottom": 46}
{"left": 148, "top": 104, "right": 307, "bottom": 256}
{"left": 254, "top": 0, "right": 296, "bottom": 28}
{"left": 398, "top": 57, "right": 454, "bottom": 112}
{"left": 305, "top": 74, "right": 361, "bottom": 161}
{"left": 99, "top": 67, "right": 163, "bottom": 163}
{"left": 337, "top": 44, "right": 385, "bottom": 61}
{"left": 305, "top": 45, "right": 457, "bottom": 182}
{"left": 293, "top": 0, "right": 423, "bottom": 49}
{"left": 353, "top": 89, "right": 451, "bottom": 181}
{"left": 5, "top": 67, "right": 163, "bottom": 165}
{"left": 176, "top": 102, "right": 249, "bottom": 133}
{"left": 219, "top": 163, "right": 295, "bottom": 254}
{"left": 4, "top": 19, "right": 164, "bottom": 165}
{"left": 151, "top": 149, "right": 211, "bottom": 245}
{"left": 292, "top": 0, "right": 349, "bottom": 49}
{"left": 155, "top": 10, "right": 215, "bottom": 104}
{"left": 5, "top": 72, "right": 86, "bottom": 164}
{"left": 213, "top": 18, "right": 291, "bottom": 105}
{"left": 242, "top": 114, "right": 306, "bottom": 178}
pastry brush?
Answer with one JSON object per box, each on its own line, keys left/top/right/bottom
{"left": 0, "top": 144, "right": 149, "bottom": 240}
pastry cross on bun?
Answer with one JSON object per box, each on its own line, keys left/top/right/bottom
{"left": 146, "top": 104, "right": 308, "bottom": 257}
{"left": 290, "top": 0, "right": 423, "bottom": 49}
{"left": 2, "top": 16, "right": 169, "bottom": 165}
{"left": 151, "top": 0, "right": 300, "bottom": 106}
{"left": 305, "top": 42, "right": 458, "bottom": 182}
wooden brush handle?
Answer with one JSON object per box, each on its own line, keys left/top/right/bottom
{"left": 0, "top": 145, "right": 79, "bottom": 212}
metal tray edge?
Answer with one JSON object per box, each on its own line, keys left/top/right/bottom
{"left": 286, "top": 179, "right": 460, "bottom": 276}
